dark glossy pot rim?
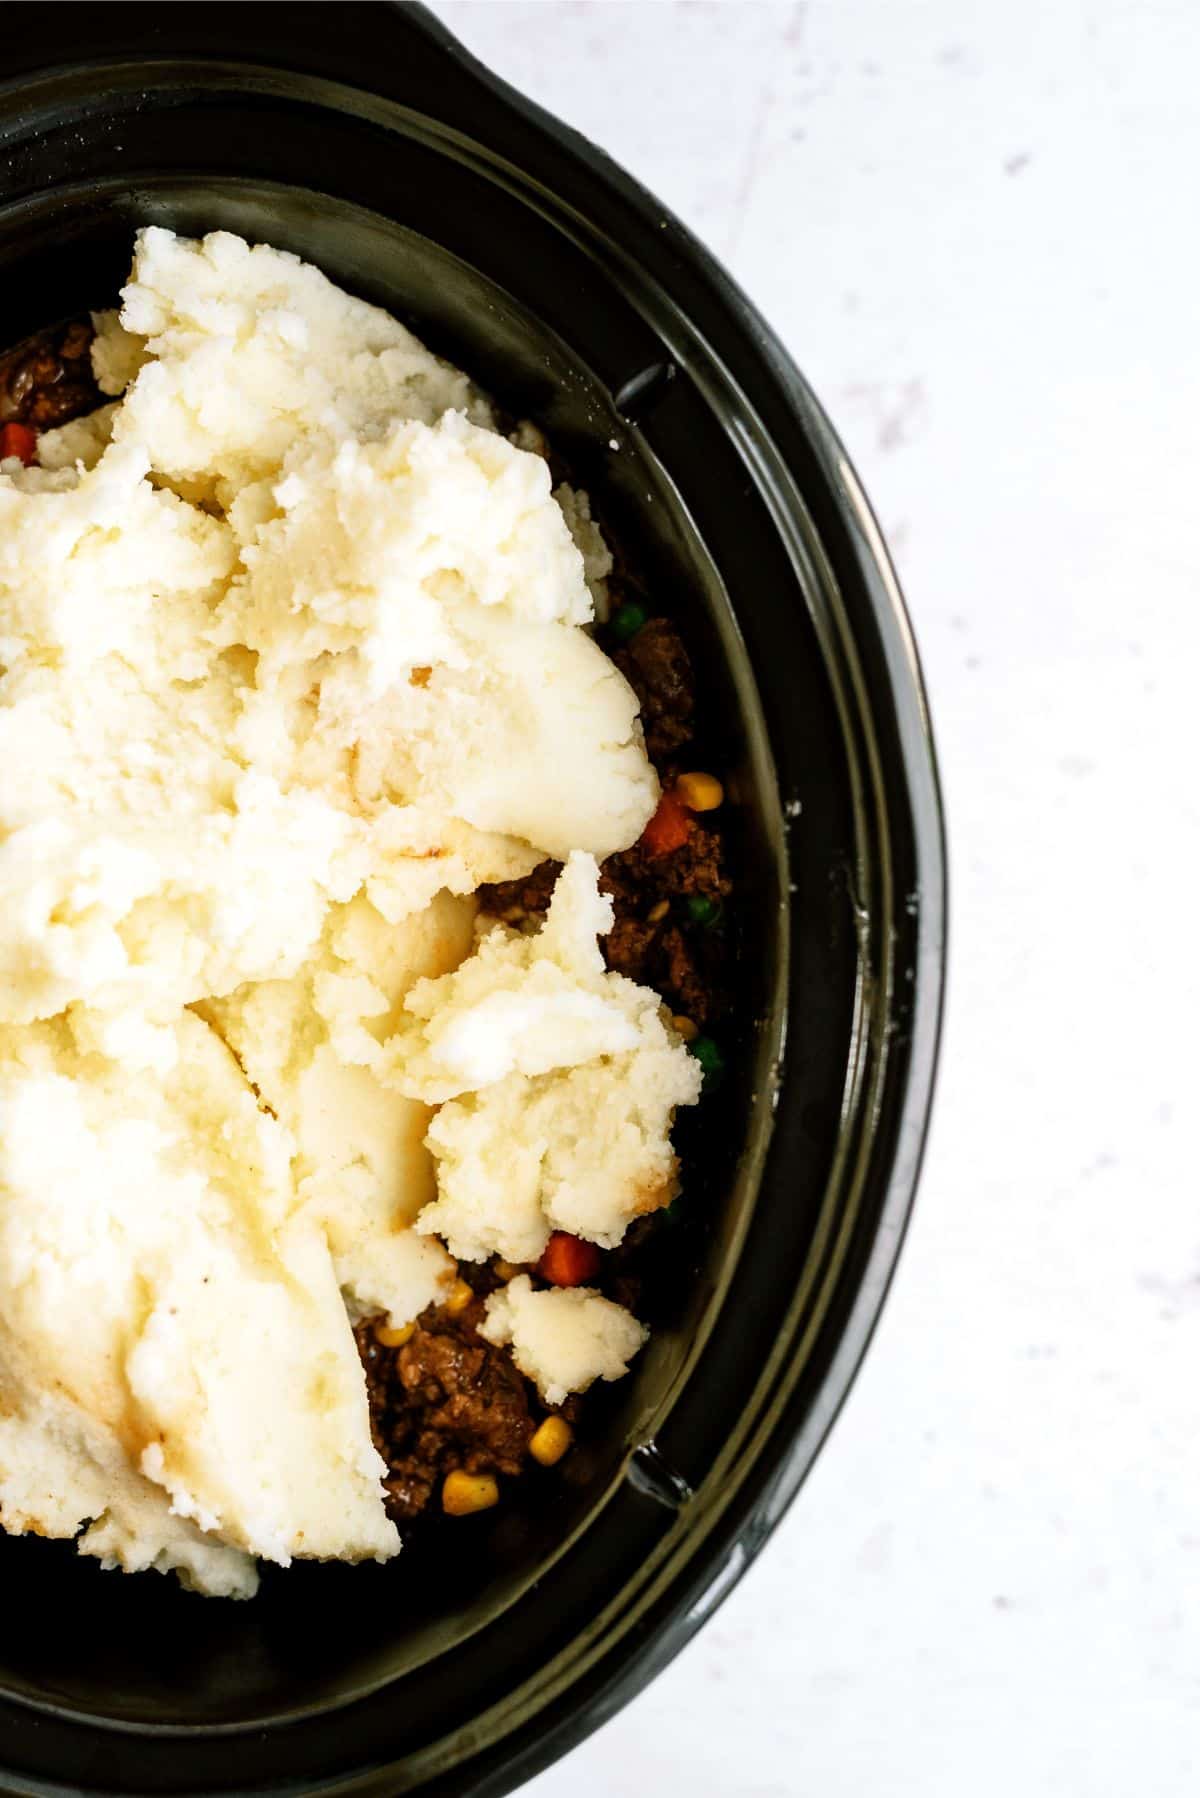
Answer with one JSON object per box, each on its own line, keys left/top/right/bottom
{"left": 379, "top": 29, "right": 948, "bottom": 1783}
{"left": 0, "top": 6, "right": 946, "bottom": 1793}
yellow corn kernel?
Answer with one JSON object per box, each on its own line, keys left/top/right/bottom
{"left": 493, "top": 1259, "right": 523, "bottom": 1282}
{"left": 529, "top": 1415, "right": 573, "bottom": 1467}
{"left": 375, "top": 1320, "right": 414, "bottom": 1349}
{"left": 675, "top": 771, "right": 724, "bottom": 812}
{"left": 443, "top": 1278, "right": 474, "bottom": 1316}
{"left": 647, "top": 898, "right": 670, "bottom": 923}
{"left": 442, "top": 1470, "right": 500, "bottom": 1516}
{"left": 671, "top": 1014, "right": 699, "bottom": 1043}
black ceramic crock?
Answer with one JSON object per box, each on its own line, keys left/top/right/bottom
{"left": 0, "top": 6, "right": 945, "bottom": 1793}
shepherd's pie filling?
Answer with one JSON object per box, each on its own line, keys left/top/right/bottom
{"left": 0, "top": 231, "right": 727, "bottom": 1596}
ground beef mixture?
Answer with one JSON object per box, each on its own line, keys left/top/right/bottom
{"left": 0, "top": 318, "right": 101, "bottom": 428}
{"left": 1, "top": 314, "right": 728, "bottom": 1529}
{"left": 356, "top": 1299, "right": 535, "bottom": 1523}
{"left": 613, "top": 616, "right": 695, "bottom": 761}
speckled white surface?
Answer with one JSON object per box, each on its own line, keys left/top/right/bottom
{"left": 431, "top": 5, "right": 1199, "bottom": 1792}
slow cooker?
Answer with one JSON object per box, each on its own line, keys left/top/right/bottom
{"left": 0, "top": 7, "right": 945, "bottom": 1792}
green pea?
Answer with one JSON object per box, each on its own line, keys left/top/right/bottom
{"left": 689, "top": 1035, "right": 724, "bottom": 1084}
{"left": 685, "top": 894, "right": 722, "bottom": 928}
{"left": 609, "top": 600, "right": 647, "bottom": 643}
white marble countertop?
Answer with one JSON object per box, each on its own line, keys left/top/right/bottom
{"left": 431, "top": 5, "right": 1199, "bottom": 1792}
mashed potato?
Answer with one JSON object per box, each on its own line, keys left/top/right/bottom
{"left": 0, "top": 230, "right": 692, "bottom": 1595}
{"left": 0, "top": 1011, "right": 393, "bottom": 1598}
{"left": 202, "top": 892, "right": 475, "bottom": 1330}
{"left": 480, "top": 1276, "right": 648, "bottom": 1409}
{"left": 391, "top": 853, "right": 702, "bottom": 1265}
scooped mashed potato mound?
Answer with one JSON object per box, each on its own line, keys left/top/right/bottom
{"left": 0, "top": 229, "right": 688, "bottom": 1594}
{"left": 0, "top": 1010, "right": 394, "bottom": 1594}
{"left": 392, "top": 853, "right": 702, "bottom": 1265}
{"left": 203, "top": 891, "right": 476, "bottom": 1329}
{"left": 480, "top": 1275, "right": 648, "bottom": 1408}
{"left": 103, "top": 226, "right": 488, "bottom": 501}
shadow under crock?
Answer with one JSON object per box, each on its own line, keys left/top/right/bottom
{"left": 0, "top": 7, "right": 945, "bottom": 1795}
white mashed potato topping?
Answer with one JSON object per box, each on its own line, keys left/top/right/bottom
{"left": 0, "top": 230, "right": 699, "bottom": 1596}
{"left": 480, "top": 1277, "right": 648, "bottom": 1409}
{"left": 391, "top": 852, "right": 702, "bottom": 1264}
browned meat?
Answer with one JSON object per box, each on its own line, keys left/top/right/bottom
{"left": 600, "top": 823, "right": 728, "bottom": 1025}
{"left": 356, "top": 1300, "right": 534, "bottom": 1523}
{"left": 601, "top": 817, "right": 727, "bottom": 910}
{"left": 613, "top": 616, "right": 695, "bottom": 761}
{"left": 0, "top": 319, "right": 101, "bottom": 429}
{"left": 479, "top": 858, "right": 560, "bottom": 921}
